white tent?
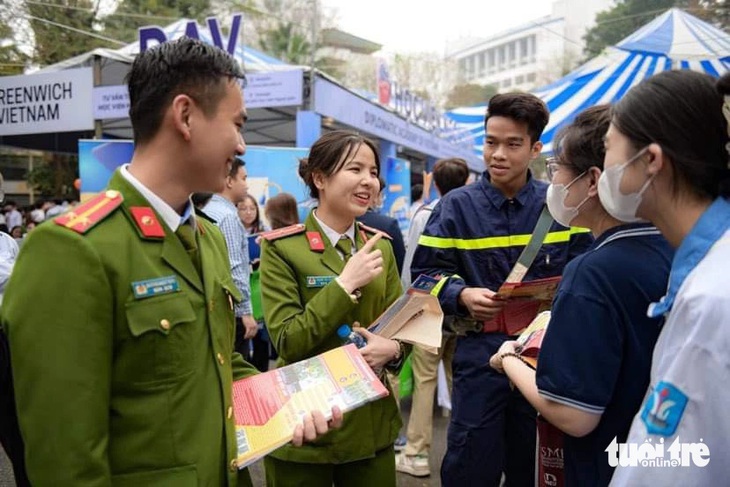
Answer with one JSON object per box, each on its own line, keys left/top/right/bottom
{"left": 446, "top": 8, "right": 730, "bottom": 155}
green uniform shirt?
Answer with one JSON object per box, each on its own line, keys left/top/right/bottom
{"left": 2, "top": 170, "right": 257, "bottom": 486}
{"left": 260, "top": 211, "right": 403, "bottom": 464}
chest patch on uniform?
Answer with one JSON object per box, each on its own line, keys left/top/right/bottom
{"left": 132, "top": 275, "right": 180, "bottom": 299}
{"left": 640, "top": 381, "right": 689, "bottom": 436}
{"left": 306, "top": 275, "right": 336, "bottom": 288}
{"left": 130, "top": 206, "right": 166, "bottom": 238}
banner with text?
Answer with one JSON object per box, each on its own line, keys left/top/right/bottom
{"left": 313, "top": 78, "right": 481, "bottom": 171}
{"left": 383, "top": 156, "right": 411, "bottom": 236}
{"left": 0, "top": 68, "right": 94, "bottom": 136}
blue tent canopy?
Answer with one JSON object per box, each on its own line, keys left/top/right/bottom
{"left": 445, "top": 9, "right": 730, "bottom": 155}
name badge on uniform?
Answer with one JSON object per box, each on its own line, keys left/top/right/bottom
{"left": 306, "top": 276, "right": 335, "bottom": 288}
{"left": 132, "top": 276, "right": 180, "bottom": 299}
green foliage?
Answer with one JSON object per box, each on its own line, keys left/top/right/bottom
{"left": 445, "top": 84, "right": 499, "bottom": 109}
{"left": 583, "top": 0, "right": 730, "bottom": 60}
{"left": 26, "top": 0, "right": 109, "bottom": 67}
{"left": 104, "top": 0, "right": 211, "bottom": 43}
{"left": 0, "top": 22, "right": 27, "bottom": 75}
{"left": 583, "top": 0, "right": 677, "bottom": 60}
{"left": 27, "top": 154, "right": 78, "bottom": 198}
{"left": 258, "top": 21, "right": 311, "bottom": 64}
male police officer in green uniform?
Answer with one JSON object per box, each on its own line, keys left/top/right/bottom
{"left": 1, "top": 37, "right": 340, "bottom": 486}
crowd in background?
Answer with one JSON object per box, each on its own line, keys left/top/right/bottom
{"left": 0, "top": 199, "right": 78, "bottom": 242}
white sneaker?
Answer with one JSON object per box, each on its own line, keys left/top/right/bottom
{"left": 396, "top": 452, "right": 430, "bottom": 477}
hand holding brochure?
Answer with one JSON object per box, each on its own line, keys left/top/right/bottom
{"left": 515, "top": 310, "right": 551, "bottom": 369}
{"left": 367, "top": 274, "right": 444, "bottom": 354}
{"left": 231, "top": 344, "right": 388, "bottom": 468}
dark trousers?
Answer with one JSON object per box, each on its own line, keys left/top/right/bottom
{"left": 234, "top": 319, "right": 270, "bottom": 372}
{"left": 0, "top": 332, "right": 30, "bottom": 486}
{"left": 441, "top": 332, "right": 536, "bottom": 487}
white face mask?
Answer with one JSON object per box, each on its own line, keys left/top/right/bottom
{"left": 598, "top": 147, "right": 652, "bottom": 223}
{"left": 546, "top": 172, "right": 589, "bottom": 227}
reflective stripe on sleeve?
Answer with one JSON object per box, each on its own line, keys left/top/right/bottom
{"left": 430, "top": 274, "right": 461, "bottom": 297}
{"left": 418, "top": 226, "right": 590, "bottom": 250}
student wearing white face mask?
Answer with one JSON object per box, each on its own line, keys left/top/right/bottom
{"left": 489, "top": 105, "right": 673, "bottom": 486}
{"left": 605, "top": 71, "right": 730, "bottom": 486}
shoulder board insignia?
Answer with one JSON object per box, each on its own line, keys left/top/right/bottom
{"left": 54, "top": 190, "right": 123, "bottom": 234}
{"left": 130, "top": 207, "right": 166, "bottom": 238}
{"left": 260, "top": 223, "right": 306, "bottom": 242}
{"left": 357, "top": 222, "right": 393, "bottom": 240}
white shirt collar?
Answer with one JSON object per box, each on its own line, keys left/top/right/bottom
{"left": 120, "top": 165, "right": 195, "bottom": 232}
{"left": 312, "top": 209, "right": 356, "bottom": 248}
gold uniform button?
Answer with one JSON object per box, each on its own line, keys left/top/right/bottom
{"left": 229, "top": 459, "right": 238, "bottom": 471}
{"left": 217, "top": 352, "right": 225, "bottom": 365}
{"left": 105, "top": 189, "right": 120, "bottom": 199}
{"left": 227, "top": 406, "right": 233, "bottom": 419}
{"left": 160, "top": 319, "right": 171, "bottom": 330}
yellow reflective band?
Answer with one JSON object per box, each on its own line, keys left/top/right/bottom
{"left": 418, "top": 226, "right": 590, "bottom": 250}
{"left": 430, "top": 274, "right": 461, "bottom": 297}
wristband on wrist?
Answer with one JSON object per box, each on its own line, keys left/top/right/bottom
{"left": 334, "top": 277, "right": 360, "bottom": 303}
{"left": 500, "top": 352, "right": 530, "bottom": 368}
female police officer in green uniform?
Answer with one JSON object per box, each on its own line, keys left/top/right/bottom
{"left": 260, "top": 130, "right": 405, "bottom": 486}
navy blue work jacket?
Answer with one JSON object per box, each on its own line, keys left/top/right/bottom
{"left": 410, "top": 171, "right": 593, "bottom": 317}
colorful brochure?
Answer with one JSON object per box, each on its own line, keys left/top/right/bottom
{"left": 231, "top": 344, "right": 388, "bottom": 468}
{"left": 515, "top": 310, "right": 551, "bottom": 368}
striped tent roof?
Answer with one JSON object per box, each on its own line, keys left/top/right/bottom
{"left": 445, "top": 8, "right": 730, "bottom": 155}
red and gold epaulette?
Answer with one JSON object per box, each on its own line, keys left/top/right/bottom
{"left": 259, "top": 223, "right": 306, "bottom": 242}
{"left": 54, "top": 190, "right": 123, "bottom": 234}
{"left": 357, "top": 222, "right": 393, "bottom": 240}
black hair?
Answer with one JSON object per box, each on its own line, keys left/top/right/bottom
{"left": 298, "top": 130, "right": 380, "bottom": 199}
{"left": 228, "top": 158, "right": 245, "bottom": 179}
{"left": 553, "top": 105, "right": 611, "bottom": 174}
{"left": 126, "top": 37, "right": 246, "bottom": 145}
{"left": 411, "top": 183, "right": 423, "bottom": 201}
{"left": 191, "top": 192, "right": 213, "bottom": 209}
{"left": 484, "top": 92, "right": 550, "bottom": 144}
{"left": 612, "top": 70, "right": 730, "bottom": 199}
{"left": 433, "top": 158, "right": 469, "bottom": 195}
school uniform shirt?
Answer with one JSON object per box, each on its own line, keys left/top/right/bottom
{"left": 610, "top": 198, "right": 730, "bottom": 486}
{"left": 535, "top": 223, "right": 673, "bottom": 486}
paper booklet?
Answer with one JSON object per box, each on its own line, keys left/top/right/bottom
{"left": 367, "top": 274, "right": 444, "bottom": 354}
{"left": 515, "top": 310, "right": 551, "bottom": 369}
{"left": 231, "top": 344, "right": 389, "bottom": 468}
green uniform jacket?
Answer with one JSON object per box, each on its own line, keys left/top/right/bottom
{"left": 1, "top": 171, "right": 257, "bottom": 487}
{"left": 260, "top": 211, "right": 403, "bottom": 464}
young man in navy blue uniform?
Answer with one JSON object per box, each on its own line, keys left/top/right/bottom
{"left": 410, "top": 93, "right": 592, "bottom": 487}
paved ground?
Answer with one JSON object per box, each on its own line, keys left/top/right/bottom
{"left": 0, "top": 397, "right": 449, "bottom": 486}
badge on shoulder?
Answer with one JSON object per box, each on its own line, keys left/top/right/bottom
{"left": 132, "top": 275, "right": 180, "bottom": 299}
{"left": 641, "top": 381, "right": 689, "bottom": 436}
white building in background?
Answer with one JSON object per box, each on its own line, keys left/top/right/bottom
{"left": 447, "top": 0, "right": 614, "bottom": 91}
